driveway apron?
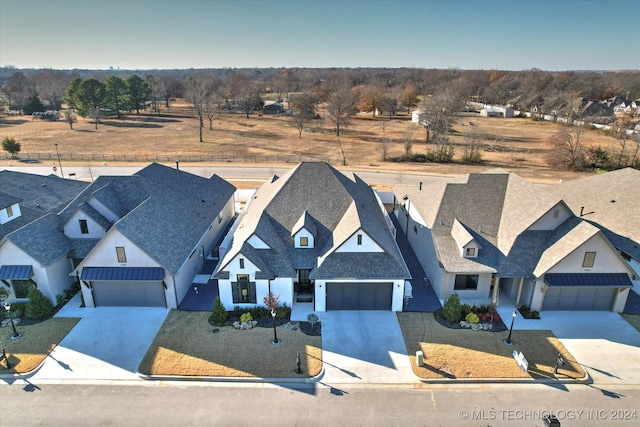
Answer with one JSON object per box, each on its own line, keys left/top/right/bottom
{"left": 319, "top": 311, "right": 417, "bottom": 384}
{"left": 32, "top": 296, "right": 169, "bottom": 382}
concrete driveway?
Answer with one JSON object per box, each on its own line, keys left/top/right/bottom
{"left": 506, "top": 310, "right": 640, "bottom": 385}
{"left": 319, "top": 311, "right": 417, "bottom": 385}
{"left": 31, "top": 294, "right": 169, "bottom": 382}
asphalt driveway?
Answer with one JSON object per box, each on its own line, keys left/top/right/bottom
{"left": 319, "top": 311, "right": 417, "bottom": 384}
{"left": 31, "top": 294, "right": 169, "bottom": 382}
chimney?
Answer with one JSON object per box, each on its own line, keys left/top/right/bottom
{"left": 176, "top": 161, "right": 179, "bottom": 170}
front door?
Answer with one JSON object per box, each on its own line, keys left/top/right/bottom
{"left": 296, "top": 269, "right": 313, "bottom": 302}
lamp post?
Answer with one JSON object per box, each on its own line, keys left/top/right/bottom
{"left": 504, "top": 309, "right": 517, "bottom": 345}
{"left": 54, "top": 143, "right": 64, "bottom": 178}
{"left": 3, "top": 302, "right": 20, "bottom": 339}
{"left": 271, "top": 309, "right": 279, "bottom": 345}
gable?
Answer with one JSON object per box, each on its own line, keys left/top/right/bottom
{"left": 247, "top": 234, "right": 270, "bottom": 249}
{"left": 335, "top": 230, "right": 383, "bottom": 253}
{"left": 546, "top": 232, "right": 632, "bottom": 275}
{"left": 527, "top": 202, "right": 572, "bottom": 231}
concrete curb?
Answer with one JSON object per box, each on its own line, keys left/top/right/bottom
{"left": 135, "top": 365, "right": 326, "bottom": 384}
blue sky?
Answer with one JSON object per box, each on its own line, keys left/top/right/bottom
{"left": 1, "top": 0, "right": 638, "bottom": 71}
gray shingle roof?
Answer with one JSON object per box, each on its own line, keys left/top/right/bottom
{"left": 6, "top": 213, "right": 72, "bottom": 267}
{"left": 217, "top": 162, "right": 409, "bottom": 280}
{"left": 0, "top": 192, "right": 20, "bottom": 210}
{"left": 67, "top": 163, "right": 235, "bottom": 275}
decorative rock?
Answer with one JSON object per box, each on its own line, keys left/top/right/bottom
{"left": 232, "top": 320, "right": 258, "bottom": 330}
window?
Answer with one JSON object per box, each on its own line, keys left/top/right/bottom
{"left": 239, "top": 258, "right": 245, "bottom": 269}
{"left": 233, "top": 274, "right": 256, "bottom": 303}
{"left": 357, "top": 234, "right": 363, "bottom": 245}
{"left": 79, "top": 219, "right": 89, "bottom": 234}
{"left": 454, "top": 274, "right": 479, "bottom": 290}
{"left": 300, "top": 236, "right": 309, "bottom": 247}
{"left": 465, "top": 247, "right": 476, "bottom": 257}
{"left": 116, "top": 246, "right": 127, "bottom": 263}
{"left": 298, "top": 269, "right": 311, "bottom": 284}
{"left": 582, "top": 252, "right": 596, "bottom": 268}
{"left": 6, "top": 205, "right": 13, "bottom": 217}
{"left": 11, "top": 279, "right": 32, "bottom": 298}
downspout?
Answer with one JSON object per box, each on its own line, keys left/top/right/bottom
{"left": 172, "top": 276, "right": 178, "bottom": 309}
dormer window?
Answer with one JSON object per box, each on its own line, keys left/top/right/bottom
{"left": 79, "top": 219, "right": 89, "bottom": 234}
{"left": 465, "top": 247, "right": 476, "bottom": 257}
{"left": 582, "top": 252, "right": 596, "bottom": 268}
{"left": 357, "top": 234, "right": 363, "bottom": 245}
{"left": 300, "top": 236, "right": 309, "bottom": 247}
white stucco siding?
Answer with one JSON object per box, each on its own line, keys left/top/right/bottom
{"left": 293, "top": 229, "right": 315, "bottom": 249}
{"left": 443, "top": 272, "right": 493, "bottom": 300}
{"left": 528, "top": 203, "right": 573, "bottom": 231}
{"left": 80, "top": 231, "right": 161, "bottom": 268}
{"left": 63, "top": 209, "right": 107, "bottom": 238}
{"left": 269, "top": 277, "right": 294, "bottom": 308}
{"left": 44, "top": 256, "right": 76, "bottom": 303}
{"left": 314, "top": 280, "right": 327, "bottom": 311}
{"left": 0, "top": 203, "right": 21, "bottom": 225}
{"left": 335, "top": 229, "right": 383, "bottom": 252}
{"left": 248, "top": 234, "right": 270, "bottom": 249}
{"left": 224, "top": 254, "right": 261, "bottom": 281}
{"left": 546, "top": 234, "right": 631, "bottom": 275}
{"left": 87, "top": 196, "right": 119, "bottom": 223}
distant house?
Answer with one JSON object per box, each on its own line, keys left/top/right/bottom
{"left": 68, "top": 163, "right": 236, "bottom": 308}
{"left": 214, "top": 162, "right": 410, "bottom": 312}
{"left": 0, "top": 172, "right": 88, "bottom": 304}
{"left": 411, "top": 109, "right": 427, "bottom": 124}
{"left": 395, "top": 170, "right": 633, "bottom": 312}
{"left": 263, "top": 102, "right": 284, "bottom": 115}
{"left": 480, "top": 106, "right": 514, "bottom": 118}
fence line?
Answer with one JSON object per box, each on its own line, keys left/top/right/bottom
{"left": 1, "top": 152, "right": 332, "bottom": 165}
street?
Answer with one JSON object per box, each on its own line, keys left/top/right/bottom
{"left": 1, "top": 382, "right": 638, "bottom": 426}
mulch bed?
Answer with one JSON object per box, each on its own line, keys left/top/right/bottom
{"left": 434, "top": 308, "right": 507, "bottom": 332}
{"left": 208, "top": 315, "right": 321, "bottom": 336}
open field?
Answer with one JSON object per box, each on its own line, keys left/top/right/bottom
{"left": 0, "top": 103, "right": 624, "bottom": 182}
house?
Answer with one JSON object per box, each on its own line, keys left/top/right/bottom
{"left": 0, "top": 171, "right": 88, "bottom": 304}
{"left": 548, "top": 168, "right": 640, "bottom": 293}
{"left": 214, "top": 162, "right": 410, "bottom": 312}
{"left": 411, "top": 109, "right": 427, "bottom": 124}
{"left": 68, "top": 163, "right": 235, "bottom": 308}
{"left": 395, "top": 170, "right": 634, "bottom": 312}
{"left": 480, "top": 106, "right": 514, "bottom": 118}
{"left": 263, "top": 102, "right": 283, "bottom": 115}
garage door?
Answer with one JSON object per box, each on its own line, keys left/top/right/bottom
{"left": 326, "top": 282, "right": 393, "bottom": 310}
{"left": 542, "top": 286, "right": 615, "bottom": 311}
{"left": 92, "top": 281, "right": 166, "bottom": 307}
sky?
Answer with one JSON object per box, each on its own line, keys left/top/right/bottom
{"left": 0, "top": 0, "right": 639, "bottom": 71}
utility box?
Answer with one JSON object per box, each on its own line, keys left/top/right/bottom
{"left": 416, "top": 351, "right": 424, "bottom": 367}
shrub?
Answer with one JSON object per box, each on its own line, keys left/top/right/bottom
{"left": 25, "top": 286, "right": 54, "bottom": 320}
{"left": 211, "top": 296, "right": 228, "bottom": 326}
{"left": 465, "top": 313, "right": 480, "bottom": 324}
{"left": 276, "top": 303, "right": 290, "bottom": 319}
{"left": 461, "top": 303, "right": 472, "bottom": 317}
{"left": 442, "top": 293, "right": 462, "bottom": 323}
{"left": 531, "top": 311, "right": 540, "bottom": 319}
{"left": 240, "top": 312, "right": 253, "bottom": 323}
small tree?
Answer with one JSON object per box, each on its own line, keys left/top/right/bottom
{"left": 211, "top": 296, "right": 228, "bottom": 326}
{"left": 546, "top": 126, "right": 587, "bottom": 171}
{"left": 2, "top": 137, "right": 21, "bottom": 159}
{"left": 23, "top": 95, "right": 45, "bottom": 115}
{"left": 25, "top": 285, "right": 54, "bottom": 320}
{"left": 442, "top": 293, "right": 462, "bottom": 323}
{"left": 263, "top": 292, "right": 280, "bottom": 312}
{"left": 461, "top": 126, "right": 484, "bottom": 164}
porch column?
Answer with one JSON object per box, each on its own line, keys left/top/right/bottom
{"left": 515, "top": 277, "right": 524, "bottom": 306}
{"left": 491, "top": 276, "right": 499, "bottom": 304}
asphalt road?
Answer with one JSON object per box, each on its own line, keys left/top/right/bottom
{"left": 0, "top": 164, "right": 452, "bottom": 188}
{"left": 1, "top": 382, "right": 638, "bottom": 426}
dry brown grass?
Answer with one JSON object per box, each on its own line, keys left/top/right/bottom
{"left": 139, "top": 310, "right": 322, "bottom": 378}
{"left": 0, "top": 317, "right": 79, "bottom": 374}
{"left": 621, "top": 314, "right": 640, "bottom": 333}
{"left": 0, "top": 105, "right": 622, "bottom": 182}
{"left": 397, "top": 312, "right": 585, "bottom": 380}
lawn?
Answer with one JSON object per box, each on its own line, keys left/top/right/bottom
{"left": 621, "top": 313, "right": 640, "bottom": 333}
{"left": 0, "top": 317, "right": 79, "bottom": 374}
{"left": 397, "top": 312, "right": 585, "bottom": 380}
{"left": 139, "top": 310, "right": 322, "bottom": 378}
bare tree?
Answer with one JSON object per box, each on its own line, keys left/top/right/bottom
{"left": 420, "top": 81, "right": 466, "bottom": 139}
{"left": 403, "top": 124, "right": 414, "bottom": 156}
{"left": 547, "top": 126, "right": 587, "bottom": 171}
{"left": 326, "top": 76, "right": 358, "bottom": 136}
{"left": 238, "top": 83, "right": 264, "bottom": 119}
{"left": 428, "top": 135, "right": 455, "bottom": 163}
{"left": 204, "top": 81, "right": 224, "bottom": 130}
{"left": 185, "top": 77, "right": 213, "bottom": 142}
{"left": 290, "top": 92, "right": 317, "bottom": 139}
{"left": 462, "top": 126, "right": 485, "bottom": 163}
{"left": 613, "top": 111, "right": 634, "bottom": 168}
{"left": 378, "top": 137, "right": 390, "bottom": 161}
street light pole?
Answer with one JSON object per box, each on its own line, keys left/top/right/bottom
{"left": 271, "top": 309, "right": 279, "bottom": 344}
{"left": 503, "top": 309, "right": 517, "bottom": 345}
{"left": 3, "top": 302, "right": 20, "bottom": 339}
{"left": 54, "top": 143, "right": 64, "bottom": 178}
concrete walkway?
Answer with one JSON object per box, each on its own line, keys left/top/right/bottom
{"left": 318, "top": 311, "right": 417, "bottom": 385}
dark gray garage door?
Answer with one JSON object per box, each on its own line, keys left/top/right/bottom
{"left": 542, "top": 286, "right": 616, "bottom": 311}
{"left": 92, "top": 281, "right": 166, "bottom": 307}
{"left": 326, "top": 282, "right": 393, "bottom": 310}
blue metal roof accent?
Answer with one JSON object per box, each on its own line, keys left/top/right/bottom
{"left": 0, "top": 265, "right": 33, "bottom": 280}
{"left": 546, "top": 273, "right": 632, "bottom": 288}
{"left": 80, "top": 267, "right": 164, "bottom": 281}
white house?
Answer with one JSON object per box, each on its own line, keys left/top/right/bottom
{"left": 68, "top": 163, "right": 236, "bottom": 308}
{"left": 214, "top": 162, "right": 410, "bottom": 312}
{"left": 395, "top": 170, "right": 634, "bottom": 312}
{"left": 0, "top": 171, "right": 88, "bottom": 304}
{"left": 412, "top": 109, "right": 427, "bottom": 124}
